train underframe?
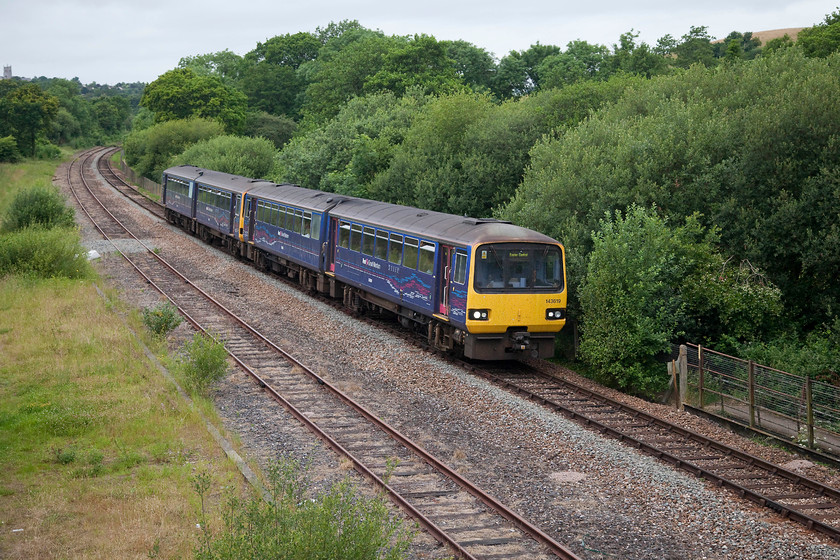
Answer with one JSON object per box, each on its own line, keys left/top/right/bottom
{"left": 170, "top": 212, "right": 553, "bottom": 360}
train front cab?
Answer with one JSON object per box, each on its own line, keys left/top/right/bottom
{"left": 463, "top": 242, "right": 567, "bottom": 360}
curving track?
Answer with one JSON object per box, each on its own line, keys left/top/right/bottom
{"left": 68, "top": 147, "right": 582, "bottom": 560}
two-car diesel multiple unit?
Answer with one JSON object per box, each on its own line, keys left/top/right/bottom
{"left": 162, "top": 165, "right": 567, "bottom": 360}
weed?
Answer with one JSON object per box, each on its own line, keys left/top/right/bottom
{"left": 180, "top": 332, "right": 228, "bottom": 394}
{"left": 53, "top": 445, "right": 78, "bottom": 465}
{"left": 142, "top": 302, "right": 183, "bottom": 338}
{"left": 193, "top": 456, "right": 414, "bottom": 560}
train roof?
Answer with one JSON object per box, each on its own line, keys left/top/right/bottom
{"left": 162, "top": 166, "right": 561, "bottom": 247}
{"left": 163, "top": 165, "right": 273, "bottom": 195}
{"left": 327, "top": 197, "right": 558, "bottom": 247}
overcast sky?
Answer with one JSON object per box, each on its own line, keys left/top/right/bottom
{"left": 0, "top": 0, "right": 832, "bottom": 85}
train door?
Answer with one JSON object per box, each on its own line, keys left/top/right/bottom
{"left": 246, "top": 197, "right": 256, "bottom": 241}
{"left": 327, "top": 218, "right": 338, "bottom": 273}
{"left": 438, "top": 245, "right": 453, "bottom": 316}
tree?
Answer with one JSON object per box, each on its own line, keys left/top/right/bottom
{"left": 140, "top": 68, "right": 248, "bottom": 132}
{"left": 123, "top": 118, "right": 224, "bottom": 181}
{"left": 178, "top": 50, "right": 247, "bottom": 84}
{"left": 578, "top": 206, "right": 780, "bottom": 397}
{"left": 538, "top": 40, "right": 612, "bottom": 87}
{"left": 610, "top": 30, "right": 667, "bottom": 77}
{"left": 170, "top": 135, "right": 277, "bottom": 178}
{"left": 673, "top": 26, "right": 716, "bottom": 68}
{"left": 364, "top": 34, "right": 463, "bottom": 97}
{"left": 0, "top": 83, "right": 59, "bottom": 157}
{"left": 492, "top": 43, "right": 561, "bottom": 98}
{"left": 797, "top": 9, "right": 840, "bottom": 57}
{"left": 441, "top": 40, "right": 496, "bottom": 92}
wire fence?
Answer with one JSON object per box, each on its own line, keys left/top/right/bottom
{"left": 118, "top": 152, "right": 162, "bottom": 200}
{"left": 676, "top": 343, "right": 840, "bottom": 455}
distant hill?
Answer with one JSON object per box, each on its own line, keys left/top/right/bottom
{"left": 713, "top": 28, "right": 803, "bottom": 44}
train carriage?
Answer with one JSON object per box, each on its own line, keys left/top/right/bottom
{"left": 161, "top": 165, "right": 567, "bottom": 360}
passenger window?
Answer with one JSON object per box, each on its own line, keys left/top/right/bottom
{"left": 375, "top": 230, "right": 388, "bottom": 260}
{"left": 293, "top": 209, "right": 303, "bottom": 233}
{"left": 404, "top": 237, "right": 419, "bottom": 270}
{"left": 311, "top": 213, "right": 321, "bottom": 240}
{"left": 362, "top": 226, "right": 375, "bottom": 256}
{"left": 339, "top": 221, "right": 351, "bottom": 248}
{"left": 388, "top": 234, "right": 403, "bottom": 264}
{"left": 284, "top": 207, "right": 294, "bottom": 230}
{"left": 454, "top": 251, "right": 467, "bottom": 284}
{"left": 350, "top": 223, "right": 363, "bottom": 252}
{"left": 418, "top": 241, "right": 435, "bottom": 274}
{"left": 302, "top": 211, "right": 312, "bottom": 238}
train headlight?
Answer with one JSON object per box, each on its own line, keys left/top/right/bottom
{"left": 469, "top": 309, "right": 489, "bottom": 321}
{"left": 546, "top": 308, "right": 565, "bottom": 320}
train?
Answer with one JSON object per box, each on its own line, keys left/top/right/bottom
{"left": 161, "top": 165, "right": 567, "bottom": 360}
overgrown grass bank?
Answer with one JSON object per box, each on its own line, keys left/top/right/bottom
{"left": 0, "top": 277, "right": 242, "bottom": 558}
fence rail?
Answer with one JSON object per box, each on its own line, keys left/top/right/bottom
{"left": 118, "top": 152, "right": 162, "bottom": 200}
{"left": 675, "top": 343, "right": 840, "bottom": 456}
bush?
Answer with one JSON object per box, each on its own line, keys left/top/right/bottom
{"left": 180, "top": 332, "right": 228, "bottom": 393}
{"left": 2, "top": 185, "right": 76, "bottom": 233}
{"left": 0, "top": 226, "right": 93, "bottom": 279}
{"left": 0, "top": 136, "right": 21, "bottom": 163}
{"left": 142, "top": 301, "right": 183, "bottom": 338}
{"left": 123, "top": 118, "right": 224, "bottom": 181}
{"left": 170, "top": 135, "right": 277, "bottom": 178}
{"left": 34, "top": 140, "right": 61, "bottom": 160}
{"left": 194, "top": 456, "right": 413, "bottom": 560}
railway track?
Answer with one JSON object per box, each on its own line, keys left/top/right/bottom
{"left": 465, "top": 359, "right": 840, "bottom": 543}
{"left": 81, "top": 146, "right": 840, "bottom": 548}
{"left": 69, "top": 147, "right": 582, "bottom": 560}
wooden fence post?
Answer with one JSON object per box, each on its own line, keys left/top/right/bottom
{"left": 678, "top": 345, "right": 687, "bottom": 412}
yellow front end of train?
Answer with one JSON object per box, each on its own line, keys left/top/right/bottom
{"left": 462, "top": 242, "right": 567, "bottom": 360}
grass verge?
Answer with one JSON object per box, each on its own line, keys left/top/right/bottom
{"left": 0, "top": 276, "right": 243, "bottom": 558}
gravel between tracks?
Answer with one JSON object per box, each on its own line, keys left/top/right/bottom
{"left": 60, "top": 158, "right": 840, "bottom": 559}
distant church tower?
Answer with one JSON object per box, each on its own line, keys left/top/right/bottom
{"left": 2, "top": 66, "right": 11, "bottom": 80}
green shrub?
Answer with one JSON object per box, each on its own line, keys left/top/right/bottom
{"left": 0, "top": 136, "right": 21, "bottom": 163}
{"left": 180, "top": 332, "right": 228, "bottom": 393}
{"left": 34, "top": 140, "right": 61, "bottom": 160}
{"left": 0, "top": 226, "right": 93, "bottom": 279}
{"left": 2, "top": 185, "right": 75, "bottom": 233}
{"left": 170, "top": 135, "right": 277, "bottom": 178}
{"left": 123, "top": 118, "right": 224, "bottom": 181}
{"left": 194, "top": 456, "right": 413, "bottom": 560}
{"left": 142, "top": 302, "right": 183, "bottom": 338}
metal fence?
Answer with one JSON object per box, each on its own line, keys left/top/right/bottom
{"left": 676, "top": 343, "right": 840, "bottom": 455}
{"left": 118, "top": 152, "right": 162, "bottom": 200}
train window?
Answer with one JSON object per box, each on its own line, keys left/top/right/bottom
{"left": 256, "top": 201, "right": 266, "bottom": 223}
{"left": 375, "top": 230, "right": 388, "bottom": 260}
{"left": 404, "top": 237, "right": 419, "bottom": 270}
{"left": 302, "top": 211, "right": 312, "bottom": 238}
{"left": 362, "top": 227, "right": 375, "bottom": 256}
{"left": 292, "top": 209, "right": 302, "bottom": 233}
{"left": 453, "top": 251, "right": 467, "bottom": 284}
{"left": 339, "top": 221, "right": 351, "bottom": 248}
{"left": 350, "top": 223, "right": 363, "bottom": 252}
{"left": 311, "top": 213, "right": 321, "bottom": 240}
{"left": 388, "top": 234, "right": 403, "bottom": 264}
{"left": 418, "top": 241, "right": 435, "bottom": 274}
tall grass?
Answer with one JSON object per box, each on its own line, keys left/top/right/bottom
{"left": 194, "top": 457, "right": 414, "bottom": 560}
{"left": 0, "top": 225, "right": 93, "bottom": 278}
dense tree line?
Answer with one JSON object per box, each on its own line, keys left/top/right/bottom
{"left": 100, "top": 9, "right": 840, "bottom": 395}
{"left": 0, "top": 77, "right": 139, "bottom": 161}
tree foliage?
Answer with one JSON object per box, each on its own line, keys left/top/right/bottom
{"left": 0, "top": 82, "right": 59, "bottom": 157}
{"left": 171, "top": 135, "right": 278, "bottom": 178}
{"left": 579, "top": 206, "right": 780, "bottom": 397}
{"left": 123, "top": 118, "right": 224, "bottom": 180}
{"left": 140, "top": 68, "right": 248, "bottom": 132}
{"left": 798, "top": 9, "right": 840, "bottom": 57}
